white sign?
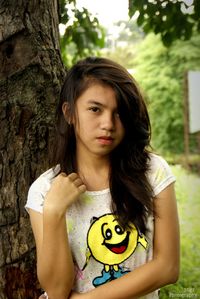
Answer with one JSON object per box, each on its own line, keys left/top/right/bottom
{"left": 188, "top": 71, "right": 200, "bottom": 133}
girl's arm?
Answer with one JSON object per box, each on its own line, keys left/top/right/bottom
{"left": 71, "top": 182, "right": 180, "bottom": 299}
{"left": 29, "top": 173, "right": 86, "bottom": 299}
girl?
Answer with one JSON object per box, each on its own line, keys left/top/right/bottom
{"left": 25, "top": 57, "right": 180, "bottom": 299}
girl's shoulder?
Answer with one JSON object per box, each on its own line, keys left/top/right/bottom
{"left": 147, "top": 153, "right": 176, "bottom": 196}
{"left": 30, "top": 165, "right": 60, "bottom": 190}
{"left": 25, "top": 165, "right": 60, "bottom": 213}
{"left": 148, "top": 152, "right": 171, "bottom": 170}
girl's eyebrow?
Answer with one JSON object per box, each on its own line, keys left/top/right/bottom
{"left": 87, "top": 100, "right": 105, "bottom": 107}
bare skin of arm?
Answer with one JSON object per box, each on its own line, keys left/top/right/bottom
{"left": 69, "top": 183, "right": 180, "bottom": 299}
{"left": 29, "top": 173, "right": 86, "bottom": 299}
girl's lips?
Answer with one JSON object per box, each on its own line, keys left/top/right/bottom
{"left": 97, "top": 137, "right": 114, "bottom": 145}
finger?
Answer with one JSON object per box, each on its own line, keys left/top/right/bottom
{"left": 78, "top": 184, "right": 87, "bottom": 193}
{"left": 73, "top": 177, "right": 84, "bottom": 187}
{"left": 68, "top": 172, "right": 78, "bottom": 181}
{"left": 59, "top": 172, "right": 67, "bottom": 177}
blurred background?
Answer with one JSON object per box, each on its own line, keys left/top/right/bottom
{"left": 0, "top": 0, "right": 199, "bottom": 298}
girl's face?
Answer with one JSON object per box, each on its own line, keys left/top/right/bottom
{"left": 68, "top": 82, "right": 125, "bottom": 159}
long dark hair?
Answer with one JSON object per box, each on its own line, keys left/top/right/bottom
{"left": 52, "top": 57, "right": 154, "bottom": 233}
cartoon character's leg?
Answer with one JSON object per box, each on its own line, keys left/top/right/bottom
{"left": 93, "top": 265, "right": 112, "bottom": 287}
{"left": 112, "top": 264, "right": 130, "bottom": 279}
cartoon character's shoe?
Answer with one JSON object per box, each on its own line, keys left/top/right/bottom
{"left": 113, "top": 268, "right": 130, "bottom": 279}
{"left": 93, "top": 270, "right": 112, "bottom": 287}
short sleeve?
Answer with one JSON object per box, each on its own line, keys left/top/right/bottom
{"left": 25, "top": 166, "right": 59, "bottom": 213}
{"left": 25, "top": 177, "right": 47, "bottom": 213}
{"left": 148, "top": 154, "right": 176, "bottom": 197}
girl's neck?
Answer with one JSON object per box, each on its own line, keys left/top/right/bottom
{"left": 76, "top": 147, "right": 110, "bottom": 172}
{"left": 76, "top": 152, "right": 110, "bottom": 191}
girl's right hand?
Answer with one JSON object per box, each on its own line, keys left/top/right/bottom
{"left": 44, "top": 172, "right": 86, "bottom": 215}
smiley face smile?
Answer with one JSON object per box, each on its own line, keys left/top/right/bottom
{"left": 103, "top": 232, "right": 130, "bottom": 254}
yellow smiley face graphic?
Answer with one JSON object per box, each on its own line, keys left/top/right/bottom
{"left": 87, "top": 214, "right": 147, "bottom": 266}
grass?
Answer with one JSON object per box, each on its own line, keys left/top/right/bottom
{"left": 160, "top": 164, "right": 200, "bottom": 299}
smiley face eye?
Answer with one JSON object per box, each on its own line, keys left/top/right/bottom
{"left": 105, "top": 228, "right": 112, "bottom": 240}
{"left": 115, "top": 225, "right": 124, "bottom": 235}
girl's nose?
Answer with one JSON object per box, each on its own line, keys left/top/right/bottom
{"left": 100, "top": 113, "right": 115, "bottom": 131}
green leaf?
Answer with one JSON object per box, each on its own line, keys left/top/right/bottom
{"left": 146, "top": 3, "right": 157, "bottom": 16}
{"left": 162, "top": 32, "right": 173, "bottom": 47}
{"left": 60, "top": 13, "right": 69, "bottom": 24}
{"left": 137, "top": 13, "right": 144, "bottom": 26}
{"left": 184, "top": 22, "right": 194, "bottom": 40}
{"left": 129, "top": 0, "right": 139, "bottom": 18}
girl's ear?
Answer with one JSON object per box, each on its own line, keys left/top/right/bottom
{"left": 62, "top": 102, "right": 72, "bottom": 124}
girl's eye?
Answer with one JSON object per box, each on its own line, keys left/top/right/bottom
{"left": 89, "top": 107, "right": 100, "bottom": 113}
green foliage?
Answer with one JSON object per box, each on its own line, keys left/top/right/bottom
{"left": 102, "top": 46, "right": 137, "bottom": 69}
{"left": 102, "top": 19, "right": 143, "bottom": 69}
{"left": 59, "top": 0, "right": 105, "bottom": 67}
{"left": 160, "top": 164, "right": 200, "bottom": 298}
{"left": 129, "top": 0, "right": 200, "bottom": 46}
{"left": 115, "top": 19, "right": 144, "bottom": 44}
{"left": 132, "top": 31, "right": 200, "bottom": 153}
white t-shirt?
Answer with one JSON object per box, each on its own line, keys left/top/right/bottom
{"left": 25, "top": 153, "right": 176, "bottom": 299}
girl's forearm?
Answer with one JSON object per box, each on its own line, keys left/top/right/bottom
{"left": 37, "top": 207, "right": 74, "bottom": 299}
{"left": 84, "top": 258, "right": 179, "bottom": 299}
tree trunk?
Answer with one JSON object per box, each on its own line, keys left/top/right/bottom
{"left": 0, "top": 1, "right": 65, "bottom": 298}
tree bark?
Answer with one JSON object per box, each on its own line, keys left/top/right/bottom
{"left": 0, "top": 1, "right": 65, "bottom": 298}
